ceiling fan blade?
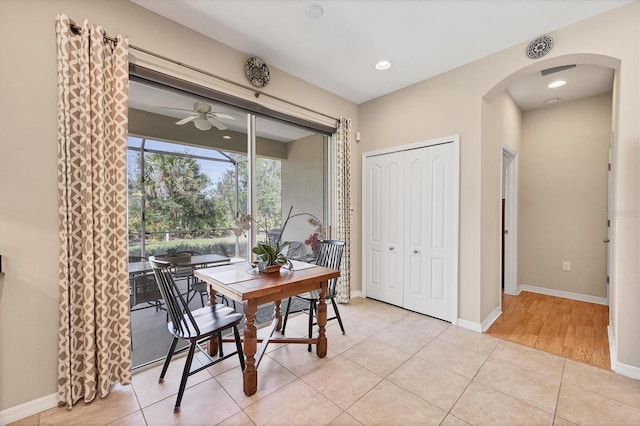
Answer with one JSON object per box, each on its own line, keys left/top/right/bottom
{"left": 175, "top": 115, "right": 196, "bottom": 125}
{"left": 212, "top": 113, "right": 237, "bottom": 120}
{"left": 207, "top": 116, "right": 227, "bottom": 131}
{"left": 159, "top": 106, "right": 195, "bottom": 113}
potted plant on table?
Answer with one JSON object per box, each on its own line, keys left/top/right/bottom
{"left": 234, "top": 206, "right": 294, "bottom": 273}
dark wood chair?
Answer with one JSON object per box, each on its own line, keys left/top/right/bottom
{"left": 282, "top": 240, "right": 345, "bottom": 351}
{"left": 149, "top": 257, "right": 245, "bottom": 412}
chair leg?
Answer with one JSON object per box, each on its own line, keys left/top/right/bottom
{"left": 174, "top": 340, "right": 197, "bottom": 413}
{"left": 199, "top": 290, "right": 205, "bottom": 308}
{"left": 218, "top": 331, "right": 224, "bottom": 357}
{"left": 282, "top": 296, "right": 293, "bottom": 335}
{"left": 307, "top": 300, "right": 316, "bottom": 352}
{"left": 233, "top": 325, "right": 245, "bottom": 371}
{"left": 331, "top": 297, "right": 345, "bottom": 335}
{"left": 159, "top": 337, "right": 179, "bottom": 382}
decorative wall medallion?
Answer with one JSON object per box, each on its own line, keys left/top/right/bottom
{"left": 245, "top": 57, "right": 270, "bottom": 87}
{"left": 526, "top": 35, "right": 554, "bottom": 59}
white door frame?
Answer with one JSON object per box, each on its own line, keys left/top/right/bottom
{"left": 501, "top": 145, "right": 518, "bottom": 296}
{"left": 362, "top": 135, "right": 460, "bottom": 325}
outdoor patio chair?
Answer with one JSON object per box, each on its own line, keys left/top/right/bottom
{"left": 149, "top": 256, "right": 245, "bottom": 412}
{"left": 129, "top": 255, "right": 163, "bottom": 312}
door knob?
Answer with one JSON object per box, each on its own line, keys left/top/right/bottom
{"left": 412, "top": 249, "right": 419, "bottom": 255}
{"left": 389, "top": 247, "right": 394, "bottom": 251}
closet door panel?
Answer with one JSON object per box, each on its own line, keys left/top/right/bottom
{"left": 425, "top": 144, "right": 454, "bottom": 321}
{"left": 365, "top": 162, "right": 384, "bottom": 300}
{"left": 404, "top": 148, "right": 429, "bottom": 313}
{"left": 381, "top": 154, "right": 404, "bottom": 305}
{"left": 364, "top": 152, "right": 403, "bottom": 306}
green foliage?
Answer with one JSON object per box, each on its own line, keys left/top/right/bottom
{"left": 128, "top": 147, "right": 282, "bottom": 251}
{"left": 252, "top": 241, "right": 290, "bottom": 266}
{"left": 212, "top": 157, "right": 282, "bottom": 230}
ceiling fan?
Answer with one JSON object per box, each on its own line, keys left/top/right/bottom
{"left": 162, "top": 102, "right": 236, "bottom": 131}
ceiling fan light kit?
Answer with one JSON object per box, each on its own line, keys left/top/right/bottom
{"left": 193, "top": 117, "right": 213, "bottom": 131}
{"left": 165, "top": 101, "right": 236, "bottom": 131}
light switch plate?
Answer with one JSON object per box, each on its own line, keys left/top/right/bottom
{"left": 562, "top": 261, "right": 571, "bottom": 271}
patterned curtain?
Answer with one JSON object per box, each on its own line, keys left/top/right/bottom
{"left": 335, "top": 117, "right": 352, "bottom": 303}
{"left": 56, "top": 14, "right": 131, "bottom": 408}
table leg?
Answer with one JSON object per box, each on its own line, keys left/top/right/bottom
{"left": 273, "top": 299, "right": 282, "bottom": 331}
{"left": 207, "top": 287, "right": 219, "bottom": 356}
{"left": 316, "top": 281, "right": 328, "bottom": 358}
{"left": 208, "top": 286, "right": 216, "bottom": 306}
{"left": 243, "top": 300, "right": 258, "bottom": 396}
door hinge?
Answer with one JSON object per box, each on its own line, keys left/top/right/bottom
{"left": 608, "top": 163, "right": 611, "bottom": 171}
{"left": 608, "top": 219, "right": 610, "bottom": 227}
{"left": 607, "top": 276, "right": 610, "bottom": 284}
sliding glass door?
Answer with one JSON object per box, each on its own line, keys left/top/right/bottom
{"left": 127, "top": 79, "right": 330, "bottom": 368}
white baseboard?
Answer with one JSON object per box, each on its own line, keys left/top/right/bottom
{"left": 518, "top": 284, "right": 608, "bottom": 305}
{"left": 608, "top": 325, "right": 640, "bottom": 380}
{"left": 0, "top": 393, "right": 57, "bottom": 425}
{"left": 456, "top": 318, "right": 482, "bottom": 332}
{"left": 481, "top": 306, "right": 502, "bottom": 332}
{"left": 350, "top": 290, "right": 363, "bottom": 299}
{"left": 615, "top": 361, "right": 640, "bottom": 380}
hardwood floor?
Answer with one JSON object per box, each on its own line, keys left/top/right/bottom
{"left": 486, "top": 291, "right": 610, "bottom": 370}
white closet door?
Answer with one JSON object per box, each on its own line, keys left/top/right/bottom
{"left": 423, "top": 143, "right": 455, "bottom": 321}
{"left": 364, "top": 152, "right": 404, "bottom": 306}
{"left": 403, "top": 147, "right": 430, "bottom": 313}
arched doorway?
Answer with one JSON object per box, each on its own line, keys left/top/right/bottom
{"left": 482, "top": 54, "right": 619, "bottom": 370}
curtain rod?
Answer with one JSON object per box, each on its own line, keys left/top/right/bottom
{"left": 69, "top": 23, "right": 339, "bottom": 124}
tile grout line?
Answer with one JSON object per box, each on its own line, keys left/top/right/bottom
{"left": 552, "top": 358, "right": 567, "bottom": 424}
{"left": 440, "top": 335, "right": 500, "bottom": 424}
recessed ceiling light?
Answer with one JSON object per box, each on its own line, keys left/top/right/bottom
{"left": 375, "top": 60, "right": 391, "bottom": 71}
{"left": 545, "top": 98, "right": 560, "bottom": 104}
{"left": 547, "top": 80, "right": 566, "bottom": 88}
{"left": 222, "top": 135, "right": 232, "bottom": 140}
{"left": 306, "top": 4, "right": 324, "bottom": 19}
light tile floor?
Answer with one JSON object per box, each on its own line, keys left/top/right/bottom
{"left": 12, "top": 297, "right": 640, "bottom": 425}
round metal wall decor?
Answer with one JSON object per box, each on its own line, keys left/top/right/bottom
{"left": 245, "top": 57, "right": 270, "bottom": 88}
{"left": 526, "top": 35, "right": 554, "bottom": 59}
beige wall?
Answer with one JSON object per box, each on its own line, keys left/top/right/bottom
{"left": 359, "top": 2, "right": 638, "bottom": 370}
{"left": 0, "top": 0, "right": 357, "bottom": 410}
{"left": 518, "top": 94, "right": 611, "bottom": 298}
{"left": 480, "top": 91, "right": 522, "bottom": 319}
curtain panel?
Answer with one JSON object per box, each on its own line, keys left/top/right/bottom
{"left": 56, "top": 14, "right": 131, "bottom": 408}
{"left": 335, "top": 117, "right": 352, "bottom": 303}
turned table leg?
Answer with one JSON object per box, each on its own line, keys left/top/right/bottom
{"left": 243, "top": 300, "right": 258, "bottom": 396}
{"left": 273, "top": 299, "right": 282, "bottom": 331}
{"left": 207, "top": 287, "right": 219, "bottom": 356}
{"left": 316, "top": 281, "right": 328, "bottom": 358}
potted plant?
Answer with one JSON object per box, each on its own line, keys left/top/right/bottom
{"left": 234, "top": 206, "right": 294, "bottom": 273}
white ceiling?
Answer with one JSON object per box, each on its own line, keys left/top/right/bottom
{"left": 130, "top": 0, "right": 630, "bottom": 105}
{"left": 507, "top": 64, "right": 614, "bottom": 111}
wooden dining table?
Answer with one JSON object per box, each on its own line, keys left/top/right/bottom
{"left": 194, "top": 260, "right": 340, "bottom": 396}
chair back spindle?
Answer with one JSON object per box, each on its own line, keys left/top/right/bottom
{"left": 315, "top": 240, "right": 345, "bottom": 297}
{"left": 149, "top": 257, "right": 200, "bottom": 338}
